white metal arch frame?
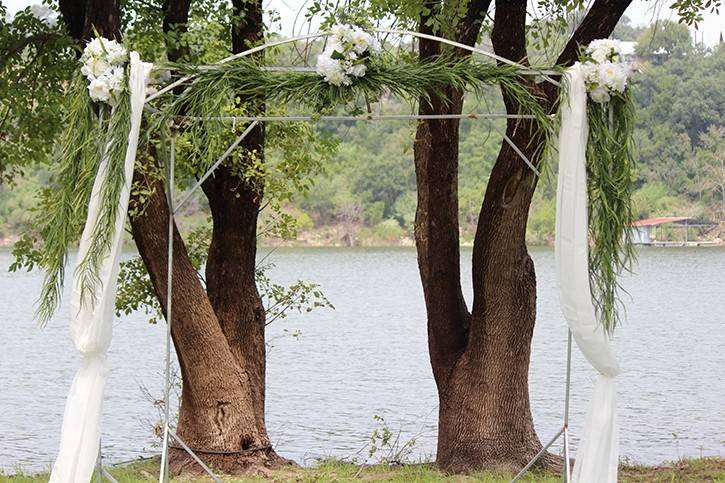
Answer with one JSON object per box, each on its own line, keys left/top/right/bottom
{"left": 139, "top": 29, "right": 573, "bottom": 483}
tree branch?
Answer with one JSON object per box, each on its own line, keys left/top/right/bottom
{"left": 456, "top": 0, "right": 492, "bottom": 48}
{"left": 58, "top": 0, "right": 85, "bottom": 42}
{"left": 491, "top": 0, "right": 528, "bottom": 64}
{"left": 557, "top": 0, "right": 633, "bottom": 66}
{"left": 0, "top": 33, "right": 64, "bottom": 70}
{"left": 162, "top": 0, "right": 191, "bottom": 62}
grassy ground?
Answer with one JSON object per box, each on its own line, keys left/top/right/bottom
{"left": 3, "top": 457, "right": 725, "bottom": 483}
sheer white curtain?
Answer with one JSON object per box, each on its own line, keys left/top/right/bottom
{"left": 556, "top": 63, "right": 620, "bottom": 483}
{"left": 49, "top": 52, "right": 152, "bottom": 483}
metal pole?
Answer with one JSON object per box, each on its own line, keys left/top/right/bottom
{"left": 169, "top": 431, "right": 223, "bottom": 483}
{"left": 173, "top": 120, "right": 259, "bottom": 214}
{"left": 510, "top": 330, "right": 574, "bottom": 483}
{"left": 96, "top": 441, "right": 103, "bottom": 482}
{"left": 494, "top": 128, "right": 541, "bottom": 177}
{"left": 563, "top": 330, "right": 573, "bottom": 482}
{"left": 102, "top": 468, "right": 120, "bottom": 483}
{"left": 510, "top": 427, "right": 565, "bottom": 482}
{"left": 140, "top": 109, "right": 541, "bottom": 123}
{"left": 159, "top": 135, "right": 175, "bottom": 483}
{"left": 145, "top": 29, "right": 560, "bottom": 103}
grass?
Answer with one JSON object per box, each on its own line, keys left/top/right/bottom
{"left": 2, "top": 457, "right": 725, "bottom": 483}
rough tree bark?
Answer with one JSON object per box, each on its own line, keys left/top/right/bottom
{"left": 82, "top": 0, "right": 120, "bottom": 40}
{"left": 139, "top": 0, "right": 286, "bottom": 473}
{"left": 59, "top": 0, "right": 287, "bottom": 474}
{"left": 414, "top": 0, "right": 631, "bottom": 473}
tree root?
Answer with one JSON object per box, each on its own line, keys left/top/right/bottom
{"left": 169, "top": 446, "right": 296, "bottom": 477}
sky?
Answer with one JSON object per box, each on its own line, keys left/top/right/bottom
{"left": 4, "top": 0, "right": 724, "bottom": 47}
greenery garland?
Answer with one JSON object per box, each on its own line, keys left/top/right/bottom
{"left": 36, "top": 69, "right": 132, "bottom": 324}
{"left": 36, "top": 73, "right": 99, "bottom": 324}
{"left": 154, "top": 56, "right": 556, "bottom": 172}
{"left": 75, "top": 84, "right": 132, "bottom": 309}
{"left": 586, "top": 90, "right": 637, "bottom": 335}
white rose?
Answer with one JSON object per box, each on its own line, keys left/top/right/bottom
{"left": 610, "top": 72, "right": 627, "bottom": 93}
{"left": 349, "top": 63, "right": 367, "bottom": 77}
{"left": 318, "top": 25, "right": 377, "bottom": 85}
{"left": 587, "top": 38, "right": 621, "bottom": 63}
{"left": 330, "top": 24, "right": 351, "bottom": 43}
{"left": 323, "top": 42, "right": 343, "bottom": 58}
{"left": 84, "top": 38, "right": 105, "bottom": 58}
{"left": 315, "top": 53, "right": 336, "bottom": 74}
{"left": 316, "top": 54, "right": 350, "bottom": 86}
{"left": 349, "top": 30, "right": 371, "bottom": 54}
{"left": 84, "top": 57, "right": 111, "bottom": 78}
{"left": 579, "top": 61, "right": 598, "bottom": 83}
{"left": 589, "top": 85, "right": 610, "bottom": 104}
{"left": 590, "top": 46, "right": 609, "bottom": 64}
{"left": 88, "top": 78, "right": 112, "bottom": 102}
{"left": 108, "top": 43, "right": 128, "bottom": 65}
{"left": 105, "top": 66, "right": 125, "bottom": 92}
{"left": 598, "top": 61, "right": 627, "bottom": 92}
{"left": 587, "top": 39, "right": 614, "bottom": 55}
{"left": 327, "top": 69, "right": 351, "bottom": 86}
{"left": 369, "top": 37, "right": 381, "bottom": 53}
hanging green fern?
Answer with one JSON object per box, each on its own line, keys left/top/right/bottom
{"left": 586, "top": 89, "right": 637, "bottom": 335}
{"left": 36, "top": 69, "right": 132, "bottom": 324}
{"left": 36, "top": 73, "right": 101, "bottom": 324}
{"left": 74, "top": 85, "right": 132, "bottom": 309}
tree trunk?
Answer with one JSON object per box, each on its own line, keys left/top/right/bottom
{"left": 142, "top": 0, "right": 284, "bottom": 473}
{"left": 414, "top": 0, "right": 630, "bottom": 473}
{"left": 82, "top": 0, "right": 120, "bottom": 40}
{"left": 130, "top": 169, "right": 282, "bottom": 473}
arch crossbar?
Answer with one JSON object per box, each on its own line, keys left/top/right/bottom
{"left": 146, "top": 28, "right": 559, "bottom": 103}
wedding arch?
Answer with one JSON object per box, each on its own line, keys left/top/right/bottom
{"left": 40, "top": 26, "right": 636, "bottom": 483}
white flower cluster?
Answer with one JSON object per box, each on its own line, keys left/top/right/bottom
{"left": 80, "top": 37, "right": 128, "bottom": 104}
{"left": 579, "top": 39, "right": 632, "bottom": 104}
{"left": 316, "top": 24, "right": 381, "bottom": 86}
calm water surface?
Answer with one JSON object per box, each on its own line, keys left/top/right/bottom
{"left": 1, "top": 247, "right": 723, "bottom": 471}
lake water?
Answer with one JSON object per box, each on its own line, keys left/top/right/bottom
{"left": 1, "top": 247, "right": 724, "bottom": 472}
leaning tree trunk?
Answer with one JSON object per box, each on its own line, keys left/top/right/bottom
{"left": 136, "top": 0, "right": 284, "bottom": 473}
{"left": 415, "top": 0, "right": 632, "bottom": 473}
{"left": 130, "top": 169, "right": 280, "bottom": 473}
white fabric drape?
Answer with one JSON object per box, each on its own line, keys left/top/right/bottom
{"left": 556, "top": 64, "right": 620, "bottom": 483}
{"left": 50, "top": 53, "right": 152, "bottom": 483}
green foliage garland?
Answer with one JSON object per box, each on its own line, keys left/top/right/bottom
{"left": 35, "top": 74, "right": 99, "bottom": 324}
{"left": 36, "top": 70, "right": 132, "bottom": 324}
{"left": 76, "top": 89, "right": 132, "bottom": 309}
{"left": 586, "top": 89, "right": 637, "bottom": 335}
{"left": 152, "top": 56, "right": 556, "bottom": 172}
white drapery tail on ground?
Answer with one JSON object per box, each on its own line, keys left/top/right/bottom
{"left": 556, "top": 63, "right": 620, "bottom": 483}
{"left": 49, "top": 52, "right": 152, "bottom": 483}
